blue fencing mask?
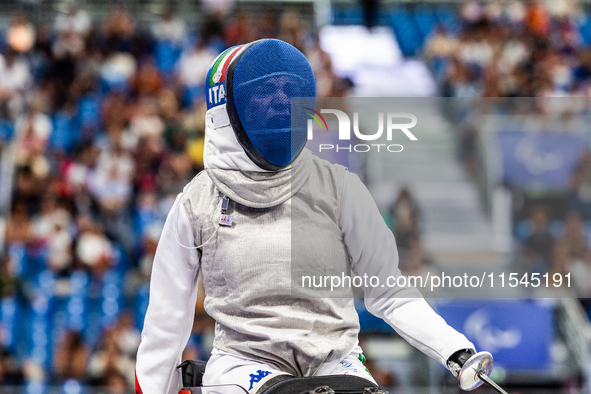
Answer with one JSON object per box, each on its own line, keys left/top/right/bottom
{"left": 206, "top": 39, "right": 316, "bottom": 171}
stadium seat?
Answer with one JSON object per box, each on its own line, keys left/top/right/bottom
{"left": 78, "top": 94, "right": 102, "bottom": 133}
{"left": 183, "top": 84, "right": 207, "bottom": 108}
{"left": 435, "top": 6, "right": 460, "bottom": 35}
{"left": 67, "top": 271, "right": 90, "bottom": 332}
{"left": 28, "top": 291, "right": 53, "bottom": 369}
{"left": 22, "top": 246, "right": 49, "bottom": 282}
{"left": 0, "top": 296, "right": 19, "bottom": 351}
{"left": 332, "top": 5, "right": 363, "bottom": 26}
{"left": 7, "top": 243, "right": 26, "bottom": 277}
{"left": 51, "top": 110, "right": 80, "bottom": 154}
{"left": 390, "top": 9, "right": 422, "bottom": 57}
{"left": 155, "top": 40, "right": 182, "bottom": 74}
{"left": 101, "top": 270, "right": 122, "bottom": 327}
{"left": 135, "top": 283, "right": 150, "bottom": 331}
{"left": 24, "top": 381, "right": 48, "bottom": 394}
{"left": 412, "top": 7, "right": 438, "bottom": 42}
{"left": 355, "top": 299, "right": 394, "bottom": 334}
{"left": 0, "top": 119, "right": 14, "bottom": 142}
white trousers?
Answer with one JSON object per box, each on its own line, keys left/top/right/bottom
{"left": 201, "top": 347, "right": 376, "bottom": 392}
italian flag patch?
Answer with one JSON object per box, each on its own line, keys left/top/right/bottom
{"left": 208, "top": 45, "right": 244, "bottom": 87}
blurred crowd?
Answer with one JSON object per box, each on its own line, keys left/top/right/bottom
{"left": 423, "top": 0, "right": 591, "bottom": 309}
{"left": 515, "top": 148, "right": 591, "bottom": 306}
{"left": 3, "top": 0, "right": 591, "bottom": 391}
{"left": 0, "top": 4, "right": 345, "bottom": 390}
{"left": 425, "top": 0, "right": 591, "bottom": 97}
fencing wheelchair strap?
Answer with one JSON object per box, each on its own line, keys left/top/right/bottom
{"left": 177, "top": 360, "right": 207, "bottom": 388}
{"left": 254, "top": 374, "right": 385, "bottom": 394}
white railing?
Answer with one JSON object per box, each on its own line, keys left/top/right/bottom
{"left": 559, "top": 298, "right": 591, "bottom": 394}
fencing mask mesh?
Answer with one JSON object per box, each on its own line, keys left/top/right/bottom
{"left": 223, "top": 39, "right": 316, "bottom": 171}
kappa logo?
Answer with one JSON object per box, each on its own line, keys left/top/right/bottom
{"left": 248, "top": 370, "right": 272, "bottom": 390}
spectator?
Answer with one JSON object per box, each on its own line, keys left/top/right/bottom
{"left": 399, "top": 235, "right": 435, "bottom": 279}
{"left": 425, "top": 26, "right": 458, "bottom": 60}
{"left": 426, "top": 0, "right": 591, "bottom": 98}
{"left": 87, "top": 329, "right": 135, "bottom": 387}
{"left": 0, "top": 254, "right": 20, "bottom": 295}
{"left": 151, "top": 9, "right": 186, "bottom": 44}
{"left": 14, "top": 94, "right": 52, "bottom": 169}
{"left": 0, "top": 5, "right": 346, "bottom": 388}
{"left": 75, "top": 230, "right": 113, "bottom": 275}
{"left": 53, "top": 331, "right": 90, "bottom": 381}
{"left": 0, "top": 49, "right": 32, "bottom": 105}
{"left": 54, "top": 3, "right": 92, "bottom": 37}
{"left": 568, "top": 152, "right": 591, "bottom": 219}
{"left": 112, "top": 312, "right": 140, "bottom": 358}
{"left": 7, "top": 14, "right": 35, "bottom": 53}
{"left": 524, "top": 206, "right": 555, "bottom": 273}
{"left": 225, "top": 11, "right": 258, "bottom": 47}
{"left": 33, "top": 194, "right": 73, "bottom": 273}
{"left": 176, "top": 40, "right": 218, "bottom": 89}
{"left": 562, "top": 212, "right": 589, "bottom": 260}
{"left": 5, "top": 200, "right": 34, "bottom": 246}
{"left": 0, "top": 348, "right": 24, "bottom": 385}
{"left": 102, "top": 370, "right": 129, "bottom": 394}
{"left": 279, "top": 11, "right": 308, "bottom": 51}
{"left": 389, "top": 187, "right": 420, "bottom": 250}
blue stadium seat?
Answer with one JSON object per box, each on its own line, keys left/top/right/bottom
{"left": 67, "top": 271, "right": 89, "bottom": 332}
{"left": 355, "top": 299, "right": 393, "bottom": 334}
{"left": 28, "top": 290, "right": 53, "bottom": 370}
{"left": 7, "top": 243, "right": 26, "bottom": 277}
{"left": 514, "top": 219, "right": 531, "bottom": 244}
{"left": 24, "top": 381, "right": 48, "bottom": 394}
{"left": 60, "top": 379, "right": 87, "bottom": 394}
{"left": 112, "top": 244, "right": 131, "bottom": 277}
{"left": 100, "top": 75, "right": 130, "bottom": 95}
{"left": 101, "top": 270, "right": 122, "bottom": 327}
{"left": 183, "top": 84, "right": 207, "bottom": 107}
{"left": 22, "top": 247, "right": 49, "bottom": 282}
{"left": 78, "top": 94, "right": 102, "bottom": 133}
{"left": 432, "top": 57, "right": 450, "bottom": 82}
{"left": 0, "top": 119, "right": 14, "bottom": 142}
{"left": 50, "top": 295, "right": 69, "bottom": 367}
{"left": 514, "top": 219, "right": 564, "bottom": 243}
{"left": 0, "top": 296, "right": 19, "bottom": 351}
{"left": 135, "top": 283, "right": 150, "bottom": 331}
{"left": 155, "top": 40, "right": 182, "bottom": 74}
{"left": 412, "top": 7, "right": 438, "bottom": 42}
{"left": 390, "top": 9, "right": 422, "bottom": 57}
{"left": 331, "top": 5, "right": 363, "bottom": 25}
{"left": 435, "top": 6, "right": 460, "bottom": 35}
{"left": 549, "top": 220, "right": 565, "bottom": 238}
{"left": 51, "top": 110, "right": 80, "bottom": 154}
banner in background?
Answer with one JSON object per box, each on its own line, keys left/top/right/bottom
{"left": 497, "top": 131, "right": 586, "bottom": 190}
{"left": 437, "top": 300, "right": 553, "bottom": 369}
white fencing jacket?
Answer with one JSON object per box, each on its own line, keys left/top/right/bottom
{"left": 135, "top": 104, "right": 474, "bottom": 394}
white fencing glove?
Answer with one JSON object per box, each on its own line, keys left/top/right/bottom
{"left": 447, "top": 349, "right": 494, "bottom": 391}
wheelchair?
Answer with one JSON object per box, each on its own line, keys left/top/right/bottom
{"left": 177, "top": 360, "right": 389, "bottom": 394}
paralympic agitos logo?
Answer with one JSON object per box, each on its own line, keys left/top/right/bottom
{"left": 304, "top": 108, "right": 418, "bottom": 153}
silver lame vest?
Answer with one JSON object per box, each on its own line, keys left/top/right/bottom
{"left": 179, "top": 149, "right": 360, "bottom": 377}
